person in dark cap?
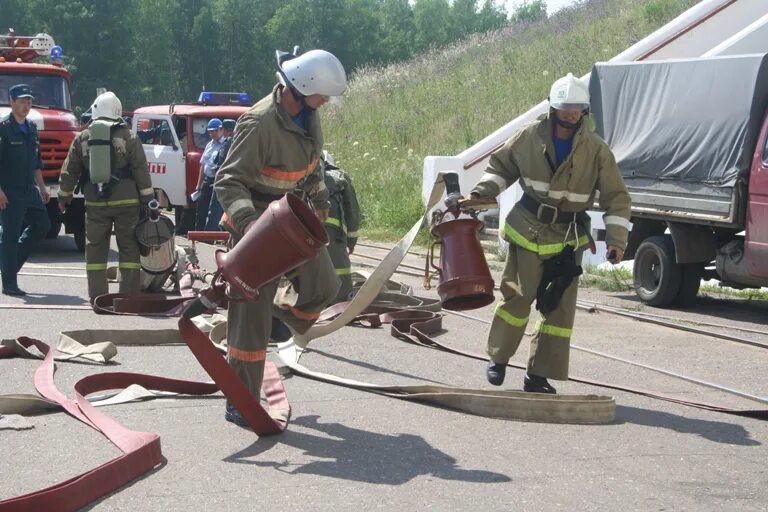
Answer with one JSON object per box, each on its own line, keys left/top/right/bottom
{"left": 193, "top": 118, "right": 224, "bottom": 230}
{"left": 204, "top": 118, "right": 236, "bottom": 231}
{"left": 0, "top": 84, "right": 52, "bottom": 296}
{"left": 79, "top": 112, "right": 92, "bottom": 131}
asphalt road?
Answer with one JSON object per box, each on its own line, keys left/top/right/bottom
{"left": 1, "top": 231, "right": 767, "bottom": 511}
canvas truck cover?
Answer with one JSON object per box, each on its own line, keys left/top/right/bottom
{"left": 590, "top": 54, "right": 768, "bottom": 224}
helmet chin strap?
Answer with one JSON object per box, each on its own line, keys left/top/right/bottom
{"left": 288, "top": 85, "right": 316, "bottom": 112}
{"left": 555, "top": 117, "right": 582, "bottom": 130}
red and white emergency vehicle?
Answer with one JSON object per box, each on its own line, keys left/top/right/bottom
{"left": 0, "top": 30, "right": 83, "bottom": 249}
{"left": 131, "top": 92, "right": 250, "bottom": 233}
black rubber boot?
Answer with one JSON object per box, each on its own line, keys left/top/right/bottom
{"left": 270, "top": 317, "right": 292, "bottom": 343}
{"left": 2, "top": 287, "right": 26, "bottom": 296}
{"left": 486, "top": 361, "right": 506, "bottom": 386}
{"left": 224, "top": 402, "right": 249, "bottom": 428}
{"left": 523, "top": 373, "right": 557, "bottom": 394}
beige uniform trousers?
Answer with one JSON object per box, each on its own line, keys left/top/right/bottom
{"left": 487, "top": 244, "right": 582, "bottom": 380}
{"left": 226, "top": 206, "right": 340, "bottom": 400}
{"left": 85, "top": 205, "right": 141, "bottom": 300}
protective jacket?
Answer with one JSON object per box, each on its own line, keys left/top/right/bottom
{"left": 0, "top": 115, "right": 42, "bottom": 191}
{"left": 58, "top": 122, "right": 154, "bottom": 207}
{"left": 324, "top": 167, "right": 360, "bottom": 248}
{"left": 215, "top": 85, "right": 330, "bottom": 235}
{"left": 472, "top": 114, "right": 630, "bottom": 255}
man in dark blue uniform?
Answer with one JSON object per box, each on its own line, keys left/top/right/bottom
{"left": 0, "top": 84, "right": 51, "bottom": 296}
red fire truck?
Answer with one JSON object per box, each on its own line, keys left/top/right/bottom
{"left": 0, "top": 30, "right": 83, "bottom": 250}
{"left": 131, "top": 91, "right": 251, "bottom": 234}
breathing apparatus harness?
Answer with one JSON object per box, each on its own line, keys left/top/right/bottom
{"left": 79, "top": 118, "right": 131, "bottom": 199}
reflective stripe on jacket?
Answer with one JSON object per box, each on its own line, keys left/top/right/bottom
{"left": 324, "top": 168, "right": 361, "bottom": 244}
{"left": 214, "top": 85, "right": 330, "bottom": 234}
{"left": 471, "top": 114, "right": 631, "bottom": 253}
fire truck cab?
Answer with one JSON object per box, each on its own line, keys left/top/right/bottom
{"left": 131, "top": 92, "right": 250, "bottom": 233}
{"left": 0, "top": 30, "right": 83, "bottom": 249}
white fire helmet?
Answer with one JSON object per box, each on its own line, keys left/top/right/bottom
{"left": 277, "top": 49, "right": 347, "bottom": 97}
{"left": 91, "top": 91, "right": 123, "bottom": 121}
{"left": 548, "top": 73, "right": 590, "bottom": 111}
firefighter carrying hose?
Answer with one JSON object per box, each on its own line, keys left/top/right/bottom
{"left": 58, "top": 91, "right": 154, "bottom": 303}
{"left": 214, "top": 47, "right": 346, "bottom": 427}
{"left": 464, "top": 73, "right": 631, "bottom": 393}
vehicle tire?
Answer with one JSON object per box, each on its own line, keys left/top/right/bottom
{"left": 633, "top": 235, "right": 682, "bottom": 307}
{"left": 45, "top": 200, "right": 62, "bottom": 239}
{"left": 46, "top": 220, "right": 62, "bottom": 239}
{"left": 673, "top": 263, "right": 704, "bottom": 307}
{"left": 73, "top": 228, "right": 86, "bottom": 252}
{"left": 174, "top": 206, "right": 195, "bottom": 235}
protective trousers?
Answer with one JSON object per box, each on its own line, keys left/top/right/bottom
{"left": 85, "top": 205, "right": 141, "bottom": 300}
{"left": 226, "top": 207, "right": 340, "bottom": 401}
{"left": 327, "top": 238, "right": 352, "bottom": 303}
{"left": 487, "top": 243, "right": 582, "bottom": 380}
{"left": 0, "top": 187, "right": 50, "bottom": 289}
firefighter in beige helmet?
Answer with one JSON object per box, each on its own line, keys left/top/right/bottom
{"left": 214, "top": 48, "right": 346, "bottom": 427}
{"left": 58, "top": 91, "right": 155, "bottom": 302}
{"left": 465, "top": 73, "right": 631, "bottom": 393}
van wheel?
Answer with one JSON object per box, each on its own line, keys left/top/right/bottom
{"left": 45, "top": 200, "right": 62, "bottom": 238}
{"left": 73, "top": 228, "right": 86, "bottom": 252}
{"left": 633, "top": 235, "right": 682, "bottom": 307}
{"left": 174, "top": 206, "right": 195, "bottom": 235}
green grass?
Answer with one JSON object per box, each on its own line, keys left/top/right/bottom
{"left": 577, "top": 266, "right": 768, "bottom": 299}
{"left": 700, "top": 283, "right": 768, "bottom": 301}
{"left": 579, "top": 265, "right": 633, "bottom": 292}
{"left": 322, "top": 0, "right": 697, "bottom": 240}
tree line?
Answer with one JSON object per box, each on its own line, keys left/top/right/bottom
{"left": 2, "top": 0, "right": 548, "bottom": 111}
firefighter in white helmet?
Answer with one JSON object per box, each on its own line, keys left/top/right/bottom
{"left": 464, "top": 73, "right": 631, "bottom": 393}
{"left": 214, "top": 47, "right": 346, "bottom": 427}
{"left": 59, "top": 91, "right": 154, "bottom": 302}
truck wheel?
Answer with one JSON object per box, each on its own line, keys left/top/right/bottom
{"left": 633, "top": 235, "right": 682, "bottom": 307}
{"left": 673, "top": 263, "right": 704, "bottom": 307}
{"left": 174, "top": 206, "right": 195, "bottom": 235}
{"left": 73, "top": 228, "right": 86, "bottom": 252}
{"left": 45, "top": 200, "right": 62, "bottom": 239}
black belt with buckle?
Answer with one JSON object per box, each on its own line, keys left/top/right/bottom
{"left": 519, "top": 193, "right": 579, "bottom": 224}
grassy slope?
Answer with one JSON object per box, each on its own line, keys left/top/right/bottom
{"left": 322, "top": 0, "right": 698, "bottom": 240}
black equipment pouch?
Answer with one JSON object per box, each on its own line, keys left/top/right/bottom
{"left": 535, "top": 245, "right": 583, "bottom": 315}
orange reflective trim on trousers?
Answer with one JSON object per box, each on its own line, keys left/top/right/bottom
{"left": 279, "top": 304, "right": 320, "bottom": 321}
{"left": 227, "top": 346, "right": 267, "bottom": 362}
{"left": 261, "top": 158, "right": 318, "bottom": 182}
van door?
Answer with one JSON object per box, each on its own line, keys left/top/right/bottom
{"left": 745, "top": 112, "right": 768, "bottom": 278}
{"left": 133, "top": 114, "right": 186, "bottom": 207}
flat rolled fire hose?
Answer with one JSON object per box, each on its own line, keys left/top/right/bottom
{"left": 0, "top": 338, "right": 223, "bottom": 511}
{"left": 0, "top": 330, "right": 287, "bottom": 510}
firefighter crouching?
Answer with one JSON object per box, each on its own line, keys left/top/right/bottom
{"left": 465, "top": 73, "right": 631, "bottom": 393}
{"left": 321, "top": 150, "right": 360, "bottom": 304}
{"left": 58, "top": 91, "right": 155, "bottom": 303}
{"left": 215, "top": 47, "right": 346, "bottom": 427}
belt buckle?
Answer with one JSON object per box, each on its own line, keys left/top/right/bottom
{"left": 536, "top": 203, "right": 559, "bottom": 224}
